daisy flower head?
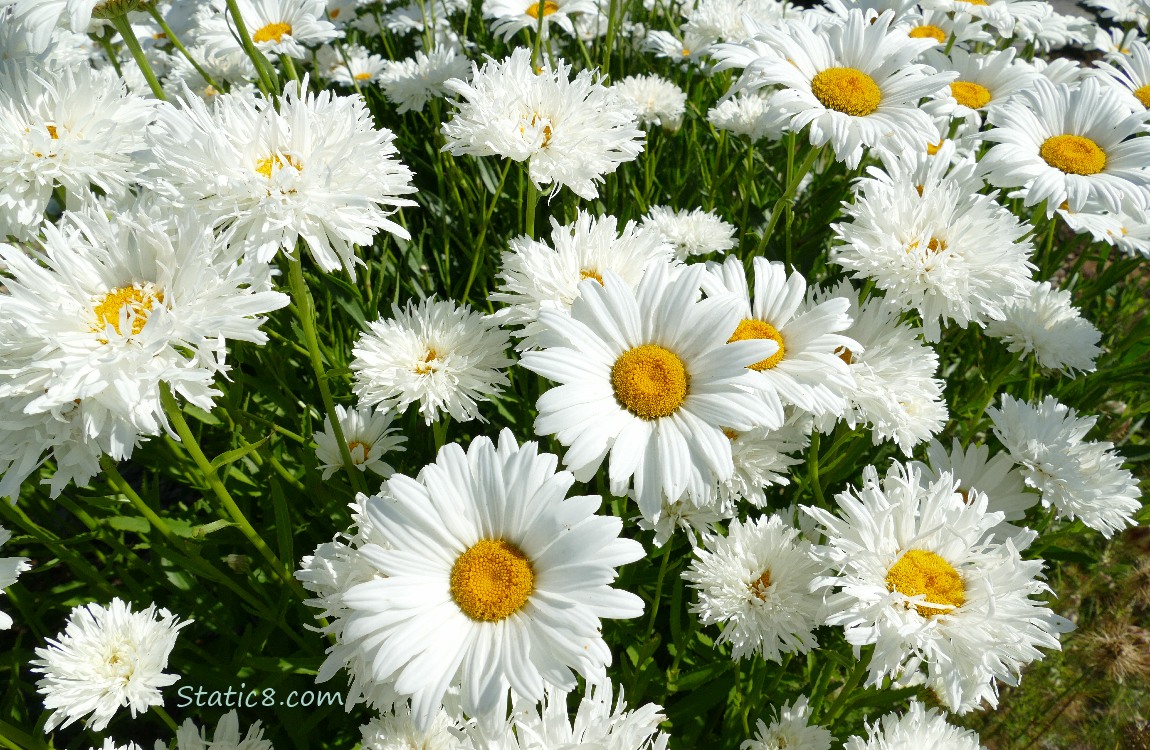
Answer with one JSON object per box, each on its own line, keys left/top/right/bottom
{"left": 510, "top": 681, "right": 669, "bottom": 750}
{"left": 1094, "top": 39, "right": 1150, "bottom": 111}
{"left": 712, "top": 10, "right": 953, "bottom": 168}
{"left": 706, "top": 90, "right": 791, "bottom": 143}
{"left": 1058, "top": 202, "right": 1150, "bottom": 257}
{"left": 611, "top": 74, "right": 687, "bottom": 130}
{"left": 482, "top": 0, "right": 597, "bottom": 41}
{"left": 2, "top": 0, "right": 145, "bottom": 53}
{"left": 703, "top": 255, "right": 858, "bottom": 419}
{"left": 351, "top": 297, "right": 513, "bottom": 425}
{"left": 491, "top": 209, "right": 674, "bottom": 349}
{"left": 921, "top": 46, "right": 1038, "bottom": 129}
{"left": 0, "top": 525, "right": 30, "bottom": 630}
{"left": 210, "top": 0, "right": 341, "bottom": 59}
{"left": 378, "top": 45, "right": 472, "bottom": 114}
{"left": 805, "top": 462, "right": 1071, "bottom": 712}
{"left": 636, "top": 491, "right": 736, "bottom": 548}
{"left": 833, "top": 173, "right": 1035, "bottom": 341}
{"left": 315, "top": 43, "right": 387, "bottom": 86}
{"left": 980, "top": 76, "right": 1150, "bottom": 215}
{"left": 520, "top": 262, "right": 782, "bottom": 520}
{"left": 145, "top": 79, "right": 417, "bottom": 278}
{"left": 743, "top": 696, "right": 833, "bottom": 750}
{"left": 313, "top": 404, "right": 406, "bottom": 480}
{"left": 844, "top": 701, "right": 983, "bottom": 750}
{"left": 914, "top": 438, "right": 1037, "bottom": 534}
{"left": 359, "top": 705, "right": 467, "bottom": 750}
{"left": 901, "top": 7, "right": 992, "bottom": 49}
{"left": 989, "top": 394, "right": 1142, "bottom": 538}
{"left": 31, "top": 598, "right": 190, "bottom": 732}
{"left": 640, "top": 206, "right": 736, "bottom": 260}
{"left": 441, "top": 48, "right": 644, "bottom": 200}
{"left": 719, "top": 420, "right": 808, "bottom": 509}
{"left": 683, "top": 514, "right": 828, "bottom": 662}
{"left": 172, "top": 710, "right": 273, "bottom": 750}
{"left": 984, "top": 280, "right": 1102, "bottom": 373}
{"left": 315, "top": 430, "right": 645, "bottom": 727}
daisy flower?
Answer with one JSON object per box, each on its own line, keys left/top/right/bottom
{"left": 315, "top": 43, "right": 387, "bottom": 86}
{"left": 611, "top": 74, "right": 687, "bottom": 130}
{"left": 0, "top": 525, "right": 30, "bottom": 630}
{"left": 350, "top": 297, "right": 513, "bottom": 425}
{"left": 203, "top": 0, "right": 341, "bottom": 60}
{"left": 914, "top": 439, "right": 1037, "bottom": 534}
{"left": 312, "top": 404, "right": 406, "bottom": 480}
{"left": 172, "top": 710, "right": 273, "bottom": 750}
{"left": 984, "top": 280, "right": 1102, "bottom": 373}
{"left": 640, "top": 206, "right": 736, "bottom": 260}
{"left": 490, "top": 210, "right": 674, "bottom": 349}
{"left": 520, "top": 263, "right": 781, "bottom": 520}
{"left": 683, "top": 514, "right": 828, "bottom": 662}
{"left": 980, "top": 76, "right": 1150, "bottom": 215}
{"left": 636, "top": 492, "right": 736, "bottom": 548}
{"left": 703, "top": 255, "right": 858, "bottom": 419}
{"left": 989, "top": 395, "right": 1142, "bottom": 538}
{"left": 146, "top": 80, "right": 417, "bottom": 278}
{"left": 1058, "top": 202, "right": 1150, "bottom": 256}
{"left": 2, "top": 0, "right": 133, "bottom": 52}
{"left": 921, "top": 46, "right": 1038, "bottom": 129}
{"left": 32, "top": 598, "right": 190, "bottom": 732}
{"left": 743, "top": 696, "right": 833, "bottom": 750}
{"left": 833, "top": 172, "right": 1035, "bottom": 341}
{"left": 900, "top": 8, "right": 991, "bottom": 49}
{"left": 805, "top": 462, "right": 1071, "bottom": 712}
{"left": 712, "top": 10, "right": 953, "bottom": 168}
{"left": 441, "top": 48, "right": 644, "bottom": 200}
{"left": 706, "top": 91, "right": 790, "bottom": 143}
{"left": 378, "top": 45, "right": 472, "bottom": 114}
{"left": 510, "top": 681, "right": 669, "bottom": 750}
{"left": 844, "top": 701, "right": 983, "bottom": 750}
{"left": 482, "top": 0, "right": 597, "bottom": 41}
{"left": 359, "top": 705, "right": 466, "bottom": 750}
{"left": 1094, "top": 40, "right": 1150, "bottom": 110}
{"left": 313, "top": 430, "right": 645, "bottom": 727}
{"left": 719, "top": 420, "right": 808, "bottom": 509}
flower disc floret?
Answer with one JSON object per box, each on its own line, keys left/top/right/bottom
{"left": 810, "top": 67, "right": 882, "bottom": 116}
{"left": 910, "top": 24, "right": 947, "bottom": 41}
{"left": 1135, "top": 85, "right": 1150, "bottom": 109}
{"left": 253, "top": 22, "right": 292, "bottom": 43}
{"left": 951, "top": 81, "right": 991, "bottom": 109}
{"left": 450, "top": 539, "right": 535, "bottom": 621}
{"left": 92, "top": 285, "right": 164, "bottom": 337}
{"left": 526, "top": 0, "right": 559, "bottom": 16}
{"left": 729, "top": 318, "right": 786, "bottom": 371}
{"left": 886, "top": 549, "right": 966, "bottom": 617}
{"left": 611, "top": 344, "right": 689, "bottom": 419}
{"left": 1039, "top": 134, "right": 1107, "bottom": 175}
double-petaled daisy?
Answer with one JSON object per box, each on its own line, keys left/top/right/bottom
{"left": 640, "top": 206, "right": 736, "bottom": 260}
{"left": 313, "top": 430, "right": 645, "bottom": 727}
{"left": 378, "top": 45, "right": 471, "bottom": 114}
{"left": 32, "top": 598, "right": 190, "bottom": 732}
{"left": 984, "top": 280, "right": 1102, "bottom": 373}
{"left": 441, "top": 48, "right": 644, "bottom": 200}
{"left": 0, "top": 525, "right": 29, "bottom": 630}
{"left": 712, "top": 10, "right": 953, "bottom": 168}
{"left": 509, "top": 681, "right": 670, "bottom": 750}
{"left": 520, "top": 263, "right": 780, "bottom": 520}
{"left": 843, "top": 701, "right": 984, "bottom": 749}
{"left": 683, "top": 514, "right": 828, "bottom": 662}
{"left": 359, "top": 705, "right": 466, "bottom": 750}
{"left": 805, "top": 462, "right": 1071, "bottom": 713}
{"left": 719, "top": 419, "right": 808, "bottom": 509}
{"left": 980, "top": 76, "right": 1150, "bottom": 215}
{"left": 706, "top": 90, "right": 790, "bottom": 143}
{"left": 172, "top": 710, "right": 273, "bottom": 750}
{"left": 312, "top": 404, "right": 406, "bottom": 480}
{"left": 744, "top": 696, "right": 833, "bottom": 750}
{"left": 611, "top": 74, "right": 687, "bottom": 130}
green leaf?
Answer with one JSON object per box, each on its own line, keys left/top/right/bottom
{"left": 209, "top": 435, "right": 271, "bottom": 471}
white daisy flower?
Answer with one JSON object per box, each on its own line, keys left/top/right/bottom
{"left": 0, "top": 525, "right": 30, "bottom": 630}
{"left": 833, "top": 172, "right": 1035, "bottom": 341}
{"left": 1027, "top": 6, "right": 1094, "bottom": 53}
{"left": 703, "top": 256, "right": 858, "bottom": 419}
{"left": 980, "top": 76, "right": 1150, "bottom": 216}
{"left": 683, "top": 0, "right": 796, "bottom": 47}
{"left": 742, "top": 696, "right": 833, "bottom": 750}
{"left": 32, "top": 598, "right": 190, "bottom": 732}
{"left": 146, "top": 80, "right": 417, "bottom": 278}
{"left": 1058, "top": 202, "right": 1150, "bottom": 257}
{"left": 510, "top": 681, "right": 669, "bottom": 750}
{"left": 989, "top": 394, "right": 1142, "bottom": 538}
{"left": 706, "top": 90, "right": 790, "bottom": 143}
{"left": 313, "top": 404, "right": 406, "bottom": 480}
{"left": 900, "top": 8, "right": 992, "bottom": 49}
{"left": 491, "top": 210, "right": 674, "bottom": 349}
{"left": 0, "top": 60, "right": 154, "bottom": 241}
{"left": 441, "top": 48, "right": 644, "bottom": 200}
{"left": 360, "top": 705, "right": 466, "bottom": 750}
{"left": 351, "top": 297, "right": 513, "bottom": 425}
{"left": 378, "top": 45, "right": 471, "bottom": 114}
{"left": 811, "top": 282, "right": 947, "bottom": 454}
{"left": 640, "top": 206, "right": 736, "bottom": 260}
{"left": 314, "top": 430, "right": 645, "bottom": 727}
{"left": 172, "top": 710, "right": 273, "bottom": 750}
{"left": 199, "top": 0, "right": 341, "bottom": 60}
{"left": 636, "top": 492, "right": 735, "bottom": 548}
{"left": 719, "top": 420, "right": 808, "bottom": 509}
{"left": 918, "top": 0, "right": 1049, "bottom": 38}
{"left": 1094, "top": 40, "right": 1150, "bottom": 110}
{"left": 984, "top": 280, "right": 1102, "bottom": 373}
{"left": 712, "top": 10, "right": 953, "bottom": 168}
{"left": 483, "top": 0, "right": 597, "bottom": 41}
{"left": 683, "top": 514, "right": 828, "bottom": 662}
{"left": 805, "top": 462, "right": 1071, "bottom": 713}
{"left": 1089, "top": 24, "right": 1144, "bottom": 55}
{"left": 921, "top": 46, "right": 1038, "bottom": 129}
{"left": 161, "top": 42, "right": 258, "bottom": 100}
{"left": 520, "top": 263, "right": 781, "bottom": 520}
{"left": 645, "top": 28, "right": 710, "bottom": 64}
{"left": 315, "top": 43, "right": 387, "bottom": 86}
{"left": 611, "top": 74, "right": 687, "bottom": 130}
{"left": 843, "top": 701, "right": 983, "bottom": 750}
{"left": 1, "top": 0, "right": 131, "bottom": 52}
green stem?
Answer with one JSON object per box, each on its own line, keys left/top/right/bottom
{"left": 461, "top": 158, "right": 513, "bottom": 303}
{"left": 109, "top": 14, "right": 167, "bottom": 101}
{"left": 807, "top": 430, "right": 826, "bottom": 507}
{"left": 286, "top": 255, "right": 369, "bottom": 495}
{"left": 820, "top": 656, "right": 869, "bottom": 725}
{"left": 281, "top": 52, "right": 300, "bottom": 84}
{"left": 645, "top": 544, "right": 674, "bottom": 633}
{"left": 152, "top": 704, "right": 180, "bottom": 734}
{"left": 146, "top": 4, "right": 223, "bottom": 94}
{"left": 525, "top": 175, "right": 540, "bottom": 239}
{"left": 757, "top": 143, "right": 820, "bottom": 259}
{"left": 100, "top": 455, "right": 185, "bottom": 548}
{"left": 224, "top": 0, "right": 277, "bottom": 95}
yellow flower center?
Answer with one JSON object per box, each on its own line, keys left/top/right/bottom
{"left": 1133, "top": 84, "right": 1150, "bottom": 109}
{"left": 526, "top": 0, "right": 560, "bottom": 17}
{"left": 750, "top": 569, "right": 772, "bottom": 600}
{"left": 1039, "top": 134, "right": 1107, "bottom": 175}
{"left": 834, "top": 346, "right": 854, "bottom": 365}
{"left": 885, "top": 549, "right": 966, "bottom": 618}
{"left": 414, "top": 348, "right": 439, "bottom": 375}
{"left": 927, "top": 237, "right": 947, "bottom": 253}
{"left": 579, "top": 268, "right": 603, "bottom": 284}
{"left": 965, "top": 0, "right": 987, "bottom": 5}
{"left": 950, "top": 81, "right": 991, "bottom": 109}
{"left": 252, "top": 22, "right": 292, "bottom": 44}
{"left": 46, "top": 124, "right": 59, "bottom": 139}
{"left": 450, "top": 539, "right": 535, "bottom": 622}
{"left": 728, "top": 318, "right": 785, "bottom": 371}
{"left": 354, "top": 72, "right": 373, "bottom": 81}
{"left": 722, "top": 427, "right": 739, "bottom": 441}
{"left": 347, "top": 440, "right": 371, "bottom": 464}
{"left": 92, "top": 285, "right": 164, "bottom": 337}
{"left": 810, "top": 67, "right": 882, "bottom": 117}
{"left": 256, "top": 153, "right": 302, "bottom": 179}
{"left": 611, "top": 344, "right": 689, "bottom": 420}
{"left": 926, "top": 139, "right": 944, "bottom": 156}
{"left": 909, "top": 24, "right": 947, "bottom": 43}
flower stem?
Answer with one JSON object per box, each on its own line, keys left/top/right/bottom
{"left": 109, "top": 14, "right": 166, "bottom": 101}
{"left": 525, "top": 175, "right": 540, "bottom": 239}
{"left": 758, "top": 143, "right": 820, "bottom": 259}
{"left": 145, "top": 4, "right": 223, "bottom": 95}
{"left": 224, "top": 0, "right": 278, "bottom": 95}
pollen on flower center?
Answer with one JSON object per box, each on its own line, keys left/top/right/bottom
{"left": 414, "top": 348, "right": 439, "bottom": 375}
{"left": 347, "top": 440, "right": 371, "bottom": 464}
{"left": 1134, "top": 84, "right": 1150, "bottom": 109}
{"left": 579, "top": 268, "right": 603, "bottom": 284}
{"left": 728, "top": 318, "right": 785, "bottom": 371}
{"left": 526, "top": 0, "right": 560, "bottom": 17}
{"left": 46, "top": 124, "right": 59, "bottom": 139}
{"left": 1039, "top": 134, "right": 1107, "bottom": 175}
{"left": 253, "top": 22, "right": 292, "bottom": 44}
{"left": 964, "top": 0, "right": 987, "bottom": 5}
{"left": 810, "top": 67, "right": 882, "bottom": 117}
{"left": 750, "top": 569, "right": 772, "bottom": 600}
{"left": 927, "top": 237, "right": 947, "bottom": 253}
{"left": 354, "top": 72, "right": 373, "bottom": 81}
{"left": 885, "top": 549, "right": 966, "bottom": 618}
{"left": 951, "top": 81, "right": 991, "bottom": 109}
{"left": 92, "top": 285, "right": 164, "bottom": 337}
{"left": 834, "top": 346, "right": 854, "bottom": 365}
{"left": 909, "top": 24, "right": 947, "bottom": 42}
{"left": 256, "top": 153, "right": 302, "bottom": 179}
{"left": 611, "top": 344, "right": 689, "bottom": 419}
{"left": 450, "top": 539, "right": 535, "bottom": 622}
